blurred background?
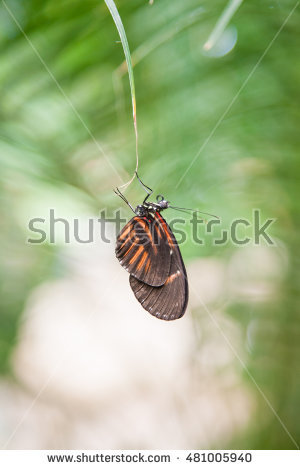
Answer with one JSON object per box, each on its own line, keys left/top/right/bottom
{"left": 0, "top": 0, "right": 299, "bottom": 450}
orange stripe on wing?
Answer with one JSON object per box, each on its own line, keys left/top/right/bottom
{"left": 155, "top": 212, "right": 174, "bottom": 247}
{"left": 118, "top": 223, "right": 134, "bottom": 241}
{"left": 136, "top": 251, "right": 148, "bottom": 271}
{"left": 123, "top": 243, "right": 135, "bottom": 258}
{"left": 145, "top": 258, "right": 151, "bottom": 273}
{"left": 137, "top": 219, "right": 157, "bottom": 255}
{"left": 128, "top": 246, "right": 144, "bottom": 265}
{"left": 117, "top": 238, "right": 127, "bottom": 251}
{"left": 165, "top": 271, "right": 181, "bottom": 284}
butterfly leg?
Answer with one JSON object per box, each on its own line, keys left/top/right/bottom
{"left": 114, "top": 188, "right": 135, "bottom": 213}
{"left": 135, "top": 171, "right": 153, "bottom": 203}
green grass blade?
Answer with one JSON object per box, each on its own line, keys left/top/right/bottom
{"left": 203, "top": 0, "right": 244, "bottom": 51}
{"left": 104, "top": 0, "right": 138, "bottom": 189}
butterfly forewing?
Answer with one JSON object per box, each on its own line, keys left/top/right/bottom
{"left": 129, "top": 212, "right": 188, "bottom": 321}
{"left": 116, "top": 215, "right": 171, "bottom": 287}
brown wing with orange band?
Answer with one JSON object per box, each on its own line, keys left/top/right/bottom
{"left": 129, "top": 212, "right": 188, "bottom": 321}
{"left": 116, "top": 215, "right": 171, "bottom": 287}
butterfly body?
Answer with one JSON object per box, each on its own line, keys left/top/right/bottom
{"left": 115, "top": 195, "right": 188, "bottom": 321}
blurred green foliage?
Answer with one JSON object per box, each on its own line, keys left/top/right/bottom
{"left": 0, "top": 0, "right": 299, "bottom": 449}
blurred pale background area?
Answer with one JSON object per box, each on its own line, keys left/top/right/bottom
{"left": 0, "top": 0, "right": 299, "bottom": 449}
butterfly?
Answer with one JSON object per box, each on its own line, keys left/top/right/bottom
{"left": 114, "top": 175, "right": 188, "bottom": 321}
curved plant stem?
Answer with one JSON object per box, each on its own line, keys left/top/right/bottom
{"left": 104, "top": 0, "right": 138, "bottom": 190}
{"left": 203, "top": 0, "right": 244, "bottom": 51}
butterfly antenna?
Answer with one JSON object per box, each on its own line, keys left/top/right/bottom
{"left": 169, "top": 205, "right": 220, "bottom": 220}
{"left": 168, "top": 207, "right": 195, "bottom": 216}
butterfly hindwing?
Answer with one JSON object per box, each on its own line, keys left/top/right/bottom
{"left": 129, "top": 212, "right": 188, "bottom": 321}
{"left": 115, "top": 215, "right": 171, "bottom": 287}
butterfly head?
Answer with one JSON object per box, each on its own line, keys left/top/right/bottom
{"left": 134, "top": 195, "right": 170, "bottom": 216}
{"left": 155, "top": 195, "right": 169, "bottom": 210}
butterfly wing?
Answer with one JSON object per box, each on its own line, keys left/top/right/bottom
{"left": 116, "top": 215, "right": 171, "bottom": 286}
{"left": 129, "top": 212, "right": 188, "bottom": 321}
